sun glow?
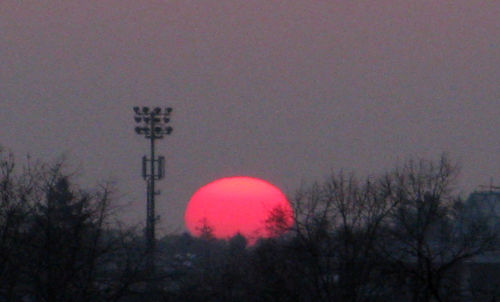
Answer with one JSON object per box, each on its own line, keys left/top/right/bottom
{"left": 184, "top": 176, "right": 293, "bottom": 245}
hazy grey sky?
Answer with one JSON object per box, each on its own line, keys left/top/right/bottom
{"left": 1, "top": 1, "right": 499, "bottom": 233}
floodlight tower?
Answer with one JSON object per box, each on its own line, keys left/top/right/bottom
{"left": 133, "top": 106, "right": 173, "bottom": 273}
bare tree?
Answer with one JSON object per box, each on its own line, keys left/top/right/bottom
{"left": 379, "top": 155, "right": 498, "bottom": 302}
{"left": 0, "top": 149, "right": 32, "bottom": 301}
{"left": 286, "top": 171, "right": 399, "bottom": 302}
{"left": 275, "top": 155, "right": 498, "bottom": 302}
{"left": 0, "top": 149, "right": 148, "bottom": 301}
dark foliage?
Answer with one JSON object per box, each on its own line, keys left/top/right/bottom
{"left": 1, "top": 148, "right": 497, "bottom": 302}
{"left": 0, "top": 149, "right": 147, "bottom": 302}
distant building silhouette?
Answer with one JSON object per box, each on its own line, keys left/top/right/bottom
{"left": 461, "top": 189, "right": 500, "bottom": 301}
{"left": 466, "top": 190, "right": 500, "bottom": 232}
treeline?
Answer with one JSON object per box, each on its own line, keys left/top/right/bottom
{"left": 0, "top": 148, "right": 498, "bottom": 302}
{"left": 159, "top": 155, "right": 498, "bottom": 302}
{"left": 0, "top": 150, "right": 151, "bottom": 301}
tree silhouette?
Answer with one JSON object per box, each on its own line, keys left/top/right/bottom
{"left": 379, "top": 156, "right": 498, "bottom": 302}
{"left": 196, "top": 217, "right": 216, "bottom": 241}
{"left": 0, "top": 149, "right": 147, "bottom": 301}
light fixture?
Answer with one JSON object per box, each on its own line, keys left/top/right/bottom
{"left": 132, "top": 105, "right": 174, "bottom": 278}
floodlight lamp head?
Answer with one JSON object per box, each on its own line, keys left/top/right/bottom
{"left": 135, "top": 127, "right": 142, "bottom": 134}
{"left": 154, "top": 127, "right": 162, "bottom": 133}
{"left": 144, "top": 117, "right": 150, "bottom": 123}
{"left": 153, "top": 107, "right": 161, "bottom": 115}
{"left": 163, "top": 117, "right": 170, "bottom": 123}
{"left": 153, "top": 117, "right": 161, "bottom": 123}
{"left": 134, "top": 117, "right": 142, "bottom": 123}
{"left": 142, "top": 107, "right": 150, "bottom": 114}
{"left": 166, "top": 126, "right": 173, "bottom": 135}
{"left": 165, "top": 107, "right": 173, "bottom": 114}
{"left": 133, "top": 106, "right": 140, "bottom": 114}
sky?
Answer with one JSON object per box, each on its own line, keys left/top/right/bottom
{"left": 1, "top": 1, "right": 499, "bottom": 234}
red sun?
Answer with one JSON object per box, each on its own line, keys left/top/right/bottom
{"left": 184, "top": 176, "right": 293, "bottom": 245}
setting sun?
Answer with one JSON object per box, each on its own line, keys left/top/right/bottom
{"left": 184, "top": 176, "right": 293, "bottom": 245}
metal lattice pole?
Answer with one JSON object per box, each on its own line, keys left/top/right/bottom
{"left": 133, "top": 106, "right": 173, "bottom": 277}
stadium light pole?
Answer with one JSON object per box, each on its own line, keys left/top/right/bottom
{"left": 133, "top": 106, "right": 173, "bottom": 275}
